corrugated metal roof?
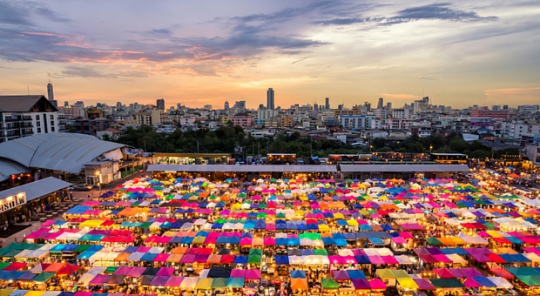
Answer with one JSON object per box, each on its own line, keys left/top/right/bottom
{"left": 147, "top": 164, "right": 337, "bottom": 173}
{"left": 340, "top": 164, "right": 469, "bottom": 173}
{"left": 0, "top": 177, "right": 71, "bottom": 202}
{"left": 0, "top": 159, "right": 29, "bottom": 182}
{"left": 0, "top": 133, "right": 126, "bottom": 174}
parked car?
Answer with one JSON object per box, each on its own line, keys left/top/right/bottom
{"left": 69, "top": 184, "right": 93, "bottom": 191}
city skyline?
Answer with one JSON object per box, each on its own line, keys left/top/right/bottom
{"left": 1, "top": 1, "right": 539, "bottom": 108}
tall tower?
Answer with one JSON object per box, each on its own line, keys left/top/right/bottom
{"left": 267, "top": 88, "right": 275, "bottom": 110}
{"left": 47, "top": 81, "right": 57, "bottom": 107}
{"left": 377, "top": 98, "right": 384, "bottom": 109}
{"left": 325, "top": 97, "right": 330, "bottom": 109}
{"left": 156, "top": 98, "right": 165, "bottom": 110}
{"left": 47, "top": 82, "right": 54, "bottom": 101}
{"left": 224, "top": 101, "right": 230, "bottom": 110}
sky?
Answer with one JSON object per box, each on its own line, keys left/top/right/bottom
{"left": 1, "top": 0, "right": 539, "bottom": 109}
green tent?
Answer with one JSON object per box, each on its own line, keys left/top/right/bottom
{"left": 74, "top": 245, "right": 91, "bottom": 252}
{"left": 211, "top": 278, "right": 228, "bottom": 289}
{"left": 2, "top": 249, "right": 22, "bottom": 257}
{"left": 321, "top": 278, "right": 339, "bottom": 289}
{"left": 313, "top": 249, "right": 328, "bottom": 256}
{"left": 517, "top": 275, "right": 540, "bottom": 286}
{"left": 426, "top": 237, "right": 442, "bottom": 245}
{"left": 429, "top": 279, "right": 464, "bottom": 288}
{"left": 105, "top": 266, "right": 118, "bottom": 274}
{"left": 0, "top": 263, "right": 11, "bottom": 270}
{"left": 227, "top": 277, "right": 244, "bottom": 288}
{"left": 33, "top": 272, "right": 55, "bottom": 283}
{"left": 249, "top": 249, "right": 263, "bottom": 256}
{"left": 139, "top": 222, "right": 152, "bottom": 229}
{"left": 247, "top": 255, "right": 261, "bottom": 264}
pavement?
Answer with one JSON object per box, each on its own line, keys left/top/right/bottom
{"left": 0, "top": 171, "right": 147, "bottom": 247}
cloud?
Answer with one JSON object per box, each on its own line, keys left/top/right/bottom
{"left": 380, "top": 93, "right": 419, "bottom": 100}
{"left": 485, "top": 87, "right": 540, "bottom": 97}
{"left": 0, "top": 0, "right": 70, "bottom": 26}
{"left": 61, "top": 65, "right": 117, "bottom": 78}
{"left": 315, "top": 3, "right": 497, "bottom": 26}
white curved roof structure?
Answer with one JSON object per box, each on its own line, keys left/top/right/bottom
{"left": 0, "top": 158, "right": 29, "bottom": 182}
{"left": 0, "top": 133, "right": 126, "bottom": 174}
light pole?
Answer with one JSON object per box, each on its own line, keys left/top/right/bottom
{"left": 430, "top": 145, "right": 433, "bottom": 153}
{"left": 196, "top": 140, "right": 199, "bottom": 153}
{"left": 370, "top": 145, "right": 373, "bottom": 154}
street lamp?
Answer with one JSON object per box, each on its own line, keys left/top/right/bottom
{"left": 370, "top": 145, "right": 373, "bottom": 154}
{"left": 430, "top": 145, "right": 433, "bottom": 153}
{"left": 95, "top": 171, "right": 102, "bottom": 195}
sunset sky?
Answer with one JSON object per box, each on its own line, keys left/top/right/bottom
{"left": 1, "top": 0, "right": 539, "bottom": 109}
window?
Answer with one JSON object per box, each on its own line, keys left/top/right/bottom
{"left": 35, "top": 115, "right": 39, "bottom": 120}
{"left": 50, "top": 121, "right": 54, "bottom": 127}
{"left": 50, "top": 115, "right": 54, "bottom": 119}
{"left": 51, "top": 127, "right": 55, "bottom": 132}
{"left": 36, "top": 121, "right": 40, "bottom": 127}
{"left": 37, "top": 128, "right": 41, "bottom": 133}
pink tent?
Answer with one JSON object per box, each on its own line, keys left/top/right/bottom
{"left": 231, "top": 269, "right": 246, "bottom": 278}
{"left": 264, "top": 238, "right": 275, "bottom": 245}
{"left": 164, "top": 276, "right": 183, "bottom": 287}
{"left": 368, "top": 255, "right": 385, "bottom": 265}
{"left": 114, "top": 266, "right": 133, "bottom": 275}
{"left": 156, "top": 267, "right": 175, "bottom": 276}
{"left": 463, "top": 277, "right": 481, "bottom": 288}
{"left": 369, "top": 279, "right": 387, "bottom": 290}
{"left": 126, "top": 267, "right": 147, "bottom": 277}
{"left": 245, "top": 270, "right": 261, "bottom": 280}
{"left": 89, "top": 274, "right": 110, "bottom": 285}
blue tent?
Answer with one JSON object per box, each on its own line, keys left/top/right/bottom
{"left": 234, "top": 256, "right": 248, "bottom": 264}
{"left": 369, "top": 237, "right": 385, "bottom": 245}
{"left": 348, "top": 270, "right": 366, "bottom": 279}
{"left": 275, "top": 256, "right": 289, "bottom": 265}
{"left": 291, "top": 270, "right": 307, "bottom": 278}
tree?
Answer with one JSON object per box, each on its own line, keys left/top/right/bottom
{"left": 372, "top": 138, "right": 386, "bottom": 149}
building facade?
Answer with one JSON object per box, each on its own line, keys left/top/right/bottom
{"left": 0, "top": 96, "right": 62, "bottom": 143}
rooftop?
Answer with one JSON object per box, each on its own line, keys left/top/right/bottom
{"left": 0, "top": 177, "right": 71, "bottom": 202}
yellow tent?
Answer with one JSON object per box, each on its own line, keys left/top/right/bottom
{"left": 397, "top": 278, "right": 419, "bottom": 289}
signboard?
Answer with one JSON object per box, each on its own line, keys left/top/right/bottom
{"left": 0, "top": 192, "right": 26, "bottom": 213}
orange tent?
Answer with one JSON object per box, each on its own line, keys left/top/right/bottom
{"left": 291, "top": 278, "right": 308, "bottom": 290}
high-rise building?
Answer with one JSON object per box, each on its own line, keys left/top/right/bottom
{"left": 203, "top": 104, "right": 212, "bottom": 110}
{"left": 377, "top": 98, "right": 384, "bottom": 109}
{"left": 325, "top": 98, "right": 330, "bottom": 109}
{"left": 47, "top": 82, "right": 58, "bottom": 108}
{"left": 74, "top": 101, "right": 85, "bottom": 108}
{"left": 116, "top": 102, "right": 122, "bottom": 109}
{"left": 234, "top": 101, "right": 246, "bottom": 110}
{"left": 386, "top": 102, "right": 392, "bottom": 110}
{"left": 267, "top": 88, "right": 275, "bottom": 110}
{"left": 224, "top": 101, "right": 229, "bottom": 110}
{"left": 364, "top": 102, "right": 371, "bottom": 112}
{"left": 313, "top": 104, "right": 318, "bottom": 112}
{"left": 64, "top": 101, "right": 69, "bottom": 107}
{"left": 503, "top": 105, "right": 508, "bottom": 110}
{"left": 156, "top": 98, "right": 165, "bottom": 110}
{"left": 338, "top": 104, "right": 344, "bottom": 110}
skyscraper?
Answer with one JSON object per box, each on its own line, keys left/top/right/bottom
{"left": 47, "top": 82, "right": 54, "bottom": 101}
{"left": 325, "top": 97, "right": 330, "bottom": 109}
{"left": 267, "top": 88, "right": 275, "bottom": 110}
{"left": 377, "top": 98, "right": 384, "bottom": 109}
{"left": 47, "top": 82, "right": 57, "bottom": 108}
{"left": 386, "top": 102, "right": 392, "bottom": 110}
{"left": 156, "top": 98, "right": 165, "bottom": 110}
{"left": 224, "top": 101, "right": 229, "bottom": 110}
